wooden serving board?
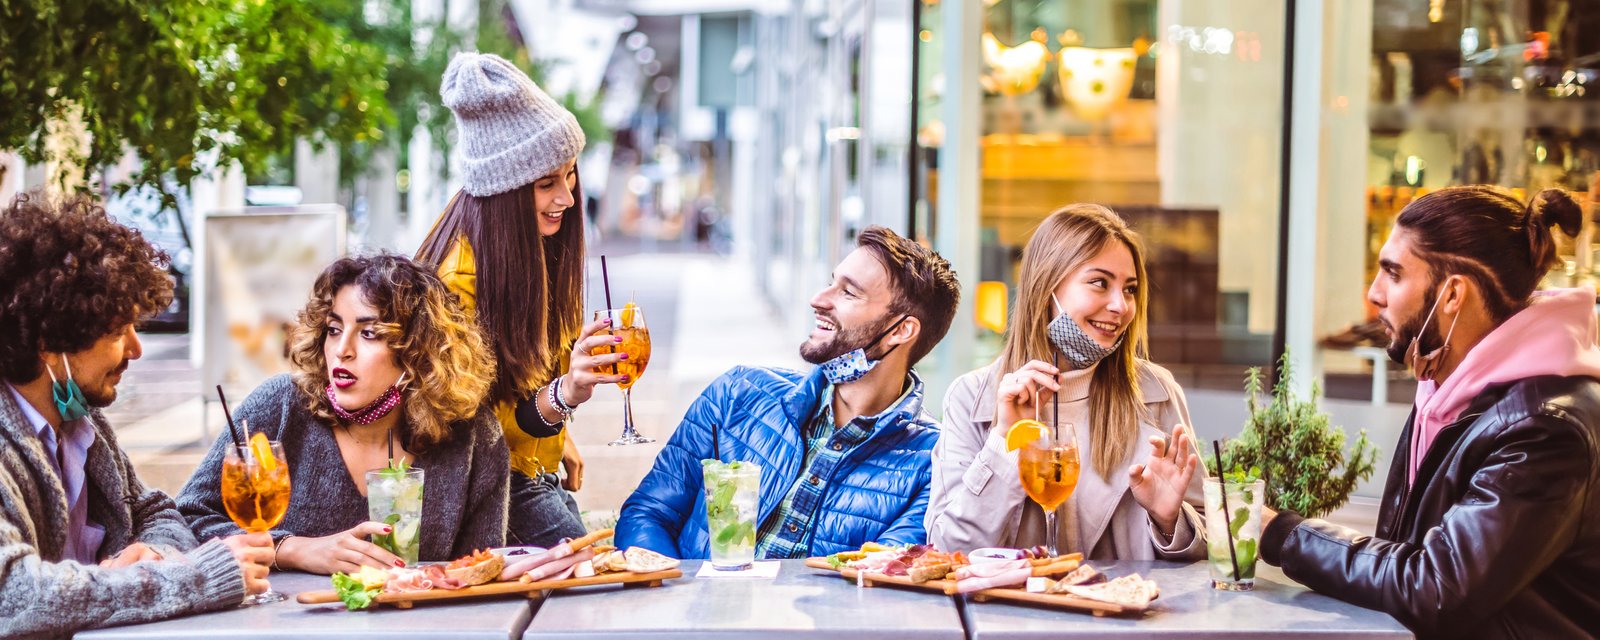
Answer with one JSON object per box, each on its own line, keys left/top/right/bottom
{"left": 296, "top": 568, "right": 682, "bottom": 609}
{"left": 802, "top": 557, "right": 1140, "bottom": 616}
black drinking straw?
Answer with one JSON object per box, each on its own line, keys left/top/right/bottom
{"left": 216, "top": 385, "right": 244, "bottom": 448}
{"left": 1214, "top": 440, "right": 1242, "bottom": 583}
{"left": 1051, "top": 352, "right": 1061, "bottom": 441}
{"left": 600, "top": 255, "right": 617, "bottom": 375}
{"left": 600, "top": 255, "right": 616, "bottom": 319}
{"left": 387, "top": 427, "right": 395, "bottom": 467}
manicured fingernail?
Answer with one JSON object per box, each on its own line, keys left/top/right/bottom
{"left": 603, "top": 318, "right": 613, "bottom": 324}
{"left": 383, "top": 526, "right": 392, "bottom": 533}
{"left": 395, "top": 560, "right": 405, "bottom": 567}
{"left": 620, "top": 353, "right": 629, "bottom": 360}
{"left": 614, "top": 336, "right": 623, "bottom": 342}
{"left": 621, "top": 376, "right": 631, "bottom": 383}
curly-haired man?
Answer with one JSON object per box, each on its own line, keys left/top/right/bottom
{"left": 0, "top": 191, "right": 273, "bottom": 637}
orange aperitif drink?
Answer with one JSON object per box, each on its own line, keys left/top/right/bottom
{"left": 223, "top": 432, "right": 292, "bottom": 604}
{"left": 1019, "top": 444, "right": 1080, "bottom": 511}
{"left": 595, "top": 304, "right": 654, "bottom": 445}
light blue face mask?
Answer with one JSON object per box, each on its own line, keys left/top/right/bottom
{"left": 45, "top": 356, "right": 91, "bottom": 422}
{"left": 819, "top": 316, "right": 907, "bottom": 385}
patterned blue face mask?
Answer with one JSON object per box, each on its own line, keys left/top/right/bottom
{"left": 45, "top": 355, "right": 91, "bottom": 422}
{"left": 819, "top": 316, "right": 908, "bottom": 385}
{"left": 1047, "top": 295, "right": 1122, "bottom": 370}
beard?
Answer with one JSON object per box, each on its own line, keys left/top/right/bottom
{"left": 81, "top": 360, "right": 130, "bottom": 408}
{"left": 1385, "top": 284, "right": 1445, "bottom": 365}
{"left": 799, "top": 313, "right": 898, "bottom": 364}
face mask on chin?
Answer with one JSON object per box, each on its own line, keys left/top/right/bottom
{"left": 1406, "top": 280, "right": 1461, "bottom": 383}
{"left": 45, "top": 355, "right": 91, "bottom": 422}
{"left": 1046, "top": 294, "right": 1122, "bottom": 370}
{"left": 818, "top": 316, "right": 908, "bottom": 385}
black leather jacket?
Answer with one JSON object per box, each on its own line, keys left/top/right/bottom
{"left": 1261, "top": 375, "right": 1600, "bottom": 639}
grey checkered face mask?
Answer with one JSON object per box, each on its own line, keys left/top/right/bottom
{"left": 1047, "top": 294, "right": 1121, "bottom": 370}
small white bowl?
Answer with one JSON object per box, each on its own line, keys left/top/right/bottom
{"left": 969, "top": 547, "right": 1026, "bottom": 562}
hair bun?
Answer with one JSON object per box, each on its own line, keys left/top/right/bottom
{"left": 1529, "top": 188, "right": 1584, "bottom": 238}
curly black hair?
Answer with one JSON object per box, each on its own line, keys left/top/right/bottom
{"left": 0, "top": 191, "right": 172, "bottom": 383}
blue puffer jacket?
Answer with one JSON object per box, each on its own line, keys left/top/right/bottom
{"left": 616, "top": 365, "right": 939, "bottom": 559}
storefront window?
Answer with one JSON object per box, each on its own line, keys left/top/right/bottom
{"left": 917, "top": 0, "right": 1290, "bottom": 391}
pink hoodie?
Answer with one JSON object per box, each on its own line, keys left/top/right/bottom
{"left": 1409, "top": 287, "right": 1600, "bottom": 486}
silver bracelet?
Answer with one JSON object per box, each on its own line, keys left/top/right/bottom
{"left": 549, "top": 375, "right": 576, "bottom": 417}
{"left": 271, "top": 534, "right": 293, "bottom": 571}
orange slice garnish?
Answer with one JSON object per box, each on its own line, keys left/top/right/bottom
{"left": 1005, "top": 419, "right": 1047, "bottom": 452}
{"left": 620, "top": 302, "right": 639, "bottom": 327}
{"left": 249, "top": 432, "right": 278, "bottom": 472}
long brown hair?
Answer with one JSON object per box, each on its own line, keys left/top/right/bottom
{"left": 415, "top": 173, "right": 586, "bottom": 405}
{"left": 1396, "top": 186, "right": 1583, "bottom": 322}
{"left": 996, "top": 204, "right": 1151, "bottom": 478}
{"left": 288, "top": 254, "right": 496, "bottom": 452}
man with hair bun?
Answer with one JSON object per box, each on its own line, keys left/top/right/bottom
{"left": 1260, "top": 186, "right": 1600, "bottom": 639}
{"left": 0, "top": 191, "right": 273, "bottom": 637}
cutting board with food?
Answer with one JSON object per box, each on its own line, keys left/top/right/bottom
{"left": 806, "top": 543, "right": 1158, "bottom": 616}
{"left": 297, "top": 529, "right": 683, "bottom": 610}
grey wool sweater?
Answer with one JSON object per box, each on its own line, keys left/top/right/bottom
{"left": 0, "top": 387, "right": 246, "bottom": 639}
{"left": 177, "top": 375, "right": 509, "bottom": 562}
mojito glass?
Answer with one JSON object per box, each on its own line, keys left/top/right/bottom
{"left": 1204, "top": 477, "right": 1264, "bottom": 591}
{"left": 702, "top": 460, "right": 760, "bottom": 570}
{"left": 365, "top": 467, "right": 425, "bottom": 566}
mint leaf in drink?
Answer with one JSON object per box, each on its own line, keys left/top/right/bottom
{"left": 1230, "top": 507, "right": 1250, "bottom": 539}
{"left": 1235, "top": 539, "right": 1258, "bottom": 578}
{"left": 371, "top": 513, "right": 403, "bottom": 555}
{"left": 378, "top": 458, "right": 411, "bottom": 482}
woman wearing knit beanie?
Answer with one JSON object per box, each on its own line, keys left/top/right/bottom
{"left": 416, "top": 52, "right": 618, "bottom": 547}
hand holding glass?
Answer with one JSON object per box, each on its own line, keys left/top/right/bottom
{"left": 221, "top": 439, "right": 291, "bottom": 605}
{"left": 593, "top": 307, "right": 653, "bottom": 445}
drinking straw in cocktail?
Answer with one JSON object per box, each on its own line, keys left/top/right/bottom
{"left": 386, "top": 426, "right": 395, "bottom": 467}
{"left": 1213, "top": 439, "right": 1242, "bottom": 583}
{"left": 600, "top": 255, "right": 615, "bottom": 320}
{"left": 712, "top": 423, "right": 721, "bottom": 462}
{"left": 216, "top": 385, "right": 244, "bottom": 448}
{"left": 600, "top": 255, "right": 617, "bottom": 375}
{"left": 1051, "top": 352, "right": 1061, "bottom": 441}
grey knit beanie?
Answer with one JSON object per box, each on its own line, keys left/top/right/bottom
{"left": 441, "top": 52, "right": 586, "bottom": 197}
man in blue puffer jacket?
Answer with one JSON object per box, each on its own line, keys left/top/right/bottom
{"left": 617, "top": 226, "right": 961, "bottom": 559}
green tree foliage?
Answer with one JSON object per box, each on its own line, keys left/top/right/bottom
{"left": 1, "top": 0, "right": 393, "bottom": 207}
{"left": 1213, "top": 352, "right": 1380, "bottom": 518}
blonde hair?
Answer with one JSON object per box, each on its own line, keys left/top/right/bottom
{"left": 996, "top": 204, "right": 1151, "bottom": 478}
{"left": 289, "top": 254, "right": 496, "bottom": 452}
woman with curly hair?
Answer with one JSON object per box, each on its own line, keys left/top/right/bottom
{"left": 177, "top": 254, "right": 509, "bottom": 574}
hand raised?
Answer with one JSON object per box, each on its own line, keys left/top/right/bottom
{"left": 1128, "top": 423, "right": 1199, "bottom": 536}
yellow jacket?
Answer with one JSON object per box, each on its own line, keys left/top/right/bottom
{"left": 436, "top": 238, "right": 565, "bottom": 478}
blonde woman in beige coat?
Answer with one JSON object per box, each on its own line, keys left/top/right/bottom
{"left": 928, "top": 204, "right": 1206, "bottom": 560}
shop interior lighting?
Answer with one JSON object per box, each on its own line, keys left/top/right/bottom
{"left": 981, "top": 32, "right": 1050, "bottom": 96}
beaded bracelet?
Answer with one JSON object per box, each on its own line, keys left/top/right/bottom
{"left": 549, "top": 375, "right": 577, "bottom": 417}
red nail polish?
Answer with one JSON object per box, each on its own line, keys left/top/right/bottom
{"left": 383, "top": 526, "right": 392, "bottom": 533}
{"left": 395, "top": 560, "right": 405, "bottom": 567}
{"left": 620, "top": 353, "right": 629, "bottom": 360}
